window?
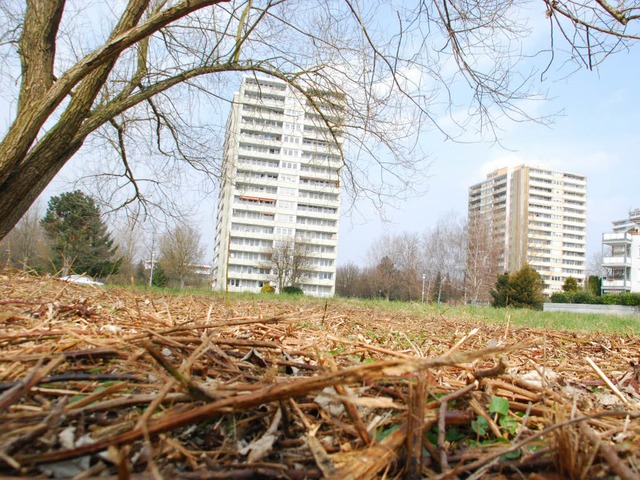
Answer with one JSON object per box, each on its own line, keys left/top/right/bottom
{"left": 280, "top": 174, "right": 298, "bottom": 183}
{"left": 276, "top": 213, "right": 296, "bottom": 223}
{"left": 275, "top": 227, "right": 295, "bottom": 236}
{"left": 279, "top": 187, "right": 297, "bottom": 196}
{"left": 278, "top": 200, "right": 296, "bottom": 209}
{"left": 231, "top": 223, "right": 274, "bottom": 234}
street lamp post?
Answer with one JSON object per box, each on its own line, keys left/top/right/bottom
{"left": 421, "top": 273, "right": 426, "bottom": 303}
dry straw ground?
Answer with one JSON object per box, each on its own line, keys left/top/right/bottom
{"left": 0, "top": 273, "right": 639, "bottom": 479}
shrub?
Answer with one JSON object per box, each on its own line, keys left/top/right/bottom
{"left": 490, "top": 273, "right": 511, "bottom": 308}
{"left": 508, "top": 265, "right": 545, "bottom": 310}
{"left": 601, "top": 294, "right": 619, "bottom": 305}
{"left": 490, "top": 265, "right": 545, "bottom": 310}
{"left": 562, "top": 276, "right": 579, "bottom": 293}
{"left": 550, "top": 292, "right": 568, "bottom": 304}
{"left": 282, "top": 286, "right": 304, "bottom": 295}
{"left": 571, "top": 290, "right": 592, "bottom": 304}
{"left": 618, "top": 292, "right": 640, "bottom": 306}
{"left": 587, "top": 275, "right": 602, "bottom": 296}
{"left": 151, "top": 264, "right": 168, "bottom": 287}
{"left": 261, "top": 283, "right": 275, "bottom": 294}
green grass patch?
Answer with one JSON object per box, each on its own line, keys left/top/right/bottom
{"left": 111, "top": 284, "right": 640, "bottom": 335}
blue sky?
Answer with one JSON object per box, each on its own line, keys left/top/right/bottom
{"left": 337, "top": 46, "right": 640, "bottom": 267}
{"left": 4, "top": 3, "right": 638, "bottom": 270}
{"left": 38, "top": 42, "right": 640, "bottom": 268}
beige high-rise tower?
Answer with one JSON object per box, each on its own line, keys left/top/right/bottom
{"left": 211, "top": 76, "right": 342, "bottom": 297}
{"left": 468, "top": 165, "right": 587, "bottom": 296}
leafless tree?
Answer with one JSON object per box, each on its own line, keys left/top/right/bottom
{"left": 110, "top": 215, "right": 144, "bottom": 284}
{"left": 0, "top": 201, "right": 47, "bottom": 271}
{"left": 465, "top": 218, "right": 502, "bottom": 304}
{"left": 365, "top": 233, "right": 424, "bottom": 301}
{"left": 2, "top": 1, "right": 639, "bottom": 241}
{"left": 422, "top": 213, "right": 467, "bottom": 303}
{"left": 586, "top": 250, "right": 605, "bottom": 278}
{"left": 335, "top": 261, "right": 362, "bottom": 298}
{"left": 158, "top": 222, "right": 205, "bottom": 288}
{"left": 263, "top": 239, "right": 314, "bottom": 293}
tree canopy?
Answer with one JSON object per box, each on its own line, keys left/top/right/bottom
{"left": 41, "top": 190, "right": 120, "bottom": 277}
{"left": 562, "top": 276, "right": 580, "bottom": 293}
{"left": 1, "top": 1, "right": 639, "bottom": 239}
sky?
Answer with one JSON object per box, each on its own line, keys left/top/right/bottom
{"left": 336, "top": 46, "right": 640, "bottom": 268}
{"left": 4, "top": 3, "right": 639, "bottom": 271}
{"left": 35, "top": 32, "right": 640, "bottom": 269}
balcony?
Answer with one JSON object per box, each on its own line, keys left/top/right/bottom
{"left": 602, "top": 232, "right": 633, "bottom": 244}
{"left": 602, "top": 256, "right": 632, "bottom": 267}
{"left": 602, "top": 279, "right": 631, "bottom": 290}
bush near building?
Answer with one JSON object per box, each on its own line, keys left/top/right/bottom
{"left": 550, "top": 291, "right": 640, "bottom": 306}
{"left": 282, "top": 286, "right": 304, "bottom": 295}
{"left": 562, "top": 276, "right": 579, "bottom": 293}
{"left": 261, "top": 283, "right": 276, "bottom": 294}
{"left": 490, "top": 265, "right": 546, "bottom": 310}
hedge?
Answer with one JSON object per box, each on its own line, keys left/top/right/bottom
{"left": 550, "top": 291, "right": 640, "bottom": 306}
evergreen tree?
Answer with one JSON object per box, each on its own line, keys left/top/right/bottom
{"left": 490, "top": 272, "right": 511, "bottom": 308}
{"left": 151, "top": 263, "right": 168, "bottom": 287}
{"left": 135, "top": 260, "right": 147, "bottom": 285}
{"left": 41, "top": 191, "right": 120, "bottom": 277}
{"left": 587, "top": 275, "right": 602, "bottom": 296}
{"left": 562, "top": 276, "right": 579, "bottom": 293}
{"left": 509, "top": 265, "right": 545, "bottom": 309}
{"left": 490, "top": 265, "right": 545, "bottom": 309}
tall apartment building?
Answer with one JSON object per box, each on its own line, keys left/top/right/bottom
{"left": 468, "top": 165, "right": 587, "bottom": 295}
{"left": 211, "top": 76, "right": 342, "bottom": 297}
{"left": 601, "top": 208, "right": 640, "bottom": 293}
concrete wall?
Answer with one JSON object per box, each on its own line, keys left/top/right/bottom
{"left": 543, "top": 303, "right": 640, "bottom": 316}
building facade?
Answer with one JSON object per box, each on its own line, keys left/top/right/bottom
{"left": 468, "top": 165, "right": 587, "bottom": 296}
{"left": 601, "top": 208, "right": 640, "bottom": 294}
{"left": 212, "top": 76, "right": 342, "bottom": 297}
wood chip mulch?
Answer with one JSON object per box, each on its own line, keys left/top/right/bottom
{"left": 0, "top": 273, "right": 639, "bottom": 479}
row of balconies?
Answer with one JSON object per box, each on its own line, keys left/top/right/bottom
{"left": 237, "top": 127, "right": 341, "bottom": 154}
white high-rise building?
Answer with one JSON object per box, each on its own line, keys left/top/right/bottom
{"left": 212, "top": 76, "right": 342, "bottom": 297}
{"left": 468, "top": 165, "right": 587, "bottom": 295}
{"left": 601, "top": 208, "right": 640, "bottom": 293}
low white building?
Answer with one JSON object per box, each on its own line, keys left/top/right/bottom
{"left": 601, "top": 208, "right": 640, "bottom": 293}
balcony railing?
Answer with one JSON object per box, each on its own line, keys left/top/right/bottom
{"left": 602, "top": 279, "right": 631, "bottom": 289}
{"left": 602, "top": 256, "right": 631, "bottom": 267}
{"left": 602, "top": 232, "right": 632, "bottom": 243}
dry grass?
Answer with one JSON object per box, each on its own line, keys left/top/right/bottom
{"left": 0, "top": 273, "right": 639, "bottom": 479}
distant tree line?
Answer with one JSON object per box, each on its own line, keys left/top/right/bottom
{"left": 336, "top": 214, "right": 605, "bottom": 310}
{"left": 0, "top": 190, "right": 208, "bottom": 289}
{"left": 335, "top": 215, "right": 473, "bottom": 303}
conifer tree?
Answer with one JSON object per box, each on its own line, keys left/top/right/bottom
{"left": 509, "top": 265, "right": 545, "bottom": 309}
{"left": 151, "top": 263, "right": 168, "bottom": 288}
{"left": 41, "top": 191, "right": 120, "bottom": 277}
{"left": 490, "top": 265, "right": 545, "bottom": 309}
{"left": 490, "top": 272, "right": 512, "bottom": 308}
